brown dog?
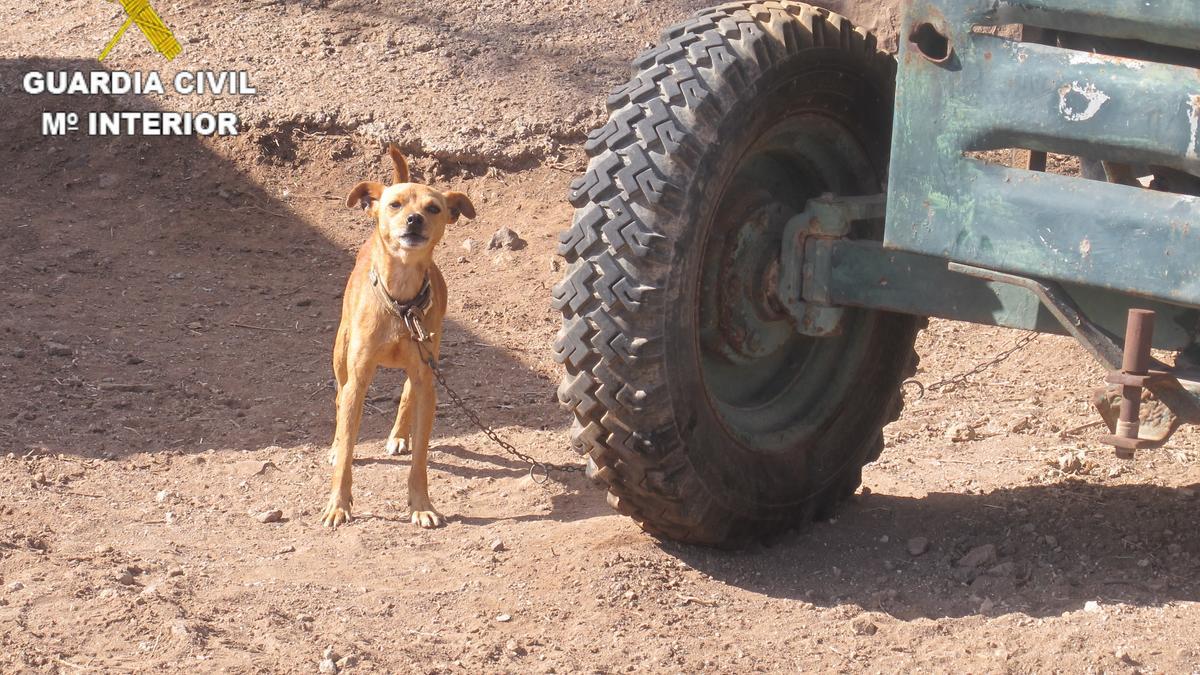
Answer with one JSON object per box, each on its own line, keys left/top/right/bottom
{"left": 321, "top": 144, "right": 475, "bottom": 528}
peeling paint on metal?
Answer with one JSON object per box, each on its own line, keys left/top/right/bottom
{"left": 1188, "top": 94, "right": 1200, "bottom": 161}
{"left": 1068, "top": 51, "right": 1145, "bottom": 70}
{"left": 1058, "top": 81, "right": 1110, "bottom": 122}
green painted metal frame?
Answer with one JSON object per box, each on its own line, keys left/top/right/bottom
{"left": 884, "top": 0, "right": 1200, "bottom": 309}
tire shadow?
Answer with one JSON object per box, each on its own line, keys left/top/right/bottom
{"left": 662, "top": 480, "right": 1200, "bottom": 619}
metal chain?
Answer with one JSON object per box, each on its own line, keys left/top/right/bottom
{"left": 415, "top": 341, "right": 582, "bottom": 484}
{"left": 904, "top": 332, "right": 1040, "bottom": 399}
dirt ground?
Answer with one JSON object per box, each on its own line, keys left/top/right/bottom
{"left": 4, "top": 0, "right": 1200, "bottom": 673}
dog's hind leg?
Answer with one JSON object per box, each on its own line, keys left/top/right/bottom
{"left": 385, "top": 378, "right": 414, "bottom": 456}
{"left": 406, "top": 361, "right": 442, "bottom": 528}
{"left": 321, "top": 347, "right": 376, "bottom": 527}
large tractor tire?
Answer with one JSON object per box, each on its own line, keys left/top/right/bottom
{"left": 553, "top": 1, "right": 922, "bottom": 547}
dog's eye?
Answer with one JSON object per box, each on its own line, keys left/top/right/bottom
{"left": 389, "top": 201, "right": 401, "bottom": 209}
{"left": 425, "top": 204, "right": 442, "bottom": 215}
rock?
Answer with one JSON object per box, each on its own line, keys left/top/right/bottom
{"left": 957, "top": 544, "right": 997, "bottom": 569}
{"left": 456, "top": 256, "right": 468, "bottom": 264}
{"left": 12, "top": 348, "right": 25, "bottom": 359}
{"left": 505, "top": 639, "right": 527, "bottom": 656}
{"left": 496, "top": 613, "right": 512, "bottom": 623}
{"left": 116, "top": 571, "right": 136, "bottom": 586}
{"left": 45, "top": 341, "right": 72, "bottom": 356}
{"left": 850, "top": 616, "right": 878, "bottom": 636}
{"left": 6, "top": 581, "right": 24, "bottom": 592}
{"left": 490, "top": 538, "right": 505, "bottom": 552}
{"left": 257, "top": 509, "right": 284, "bottom": 524}
{"left": 186, "top": 321, "right": 204, "bottom": 331}
{"left": 1115, "top": 646, "right": 1136, "bottom": 665}
{"left": 164, "top": 511, "right": 176, "bottom": 524}
{"left": 155, "top": 490, "right": 174, "bottom": 503}
{"left": 276, "top": 545, "right": 296, "bottom": 555}
{"left": 907, "top": 537, "right": 929, "bottom": 556}
{"left": 945, "top": 423, "right": 978, "bottom": 443}
{"left": 336, "top": 655, "right": 359, "bottom": 669}
{"left": 323, "top": 647, "right": 339, "bottom": 661}
{"left": 1084, "top": 600, "right": 1102, "bottom": 613}
{"left": 488, "top": 227, "right": 526, "bottom": 251}
{"left": 1056, "top": 451, "right": 1084, "bottom": 474}
{"left": 167, "top": 567, "right": 184, "bottom": 577}
{"left": 1044, "top": 535, "right": 1059, "bottom": 548}
{"left": 987, "top": 561, "right": 1017, "bottom": 577}
{"left": 549, "top": 257, "right": 561, "bottom": 272}
{"left": 462, "top": 238, "right": 475, "bottom": 252}
{"left": 318, "top": 658, "right": 338, "bottom": 674}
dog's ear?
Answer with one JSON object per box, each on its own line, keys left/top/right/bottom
{"left": 387, "top": 143, "right": 410, "bottom": 185}
{"left": 445, "top": 191, "right": 476, "bottom": 221}
{"left": 346, "top": 181, "right": 384, "bottom": 213}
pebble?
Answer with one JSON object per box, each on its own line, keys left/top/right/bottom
{"left": 164, "top": 512, "right": 176, "bottom": 524}
{"left": 1084, "top": 600, "right": 1102, "bottom": 613}
{"left": 323, "top": 647, "right": 339, "bottom": 661}
{"left": 277, "top": 545, "right": 297, "bottom": 555}
{"left": 850, "top": 616, "right": 878, "bottom": 636}
{"left": 318, "top": 658, "right": 338, "bottom": 674}
{"left": 336, "top": 655, "right": 359, "bottom": 669}
{"left": 506, "top": 639, "right": 527, "bottom": 656}
{"left": 496, "top": 613, "right": 512, "bottom": 622}
{"left": 945, "top": 423, "right": 978, "bottom": 443}
{"left": 488, "top": 227, "right": 527, "bottom": 251}
{"left": 957, "top": 544, "right": 997, "bottom": 569}
{"left": 6, "top": 581, "right": 24, "bottom": 592}
{"left": 490, "top": 538, "right": 505, "bottom": 552}
{"left": 257, "top": 509, "right": 284, "bottom": 524}
{"left": 167, "top": 567, "right": 184, "bottom": 577}
{"left": 116, "top": 571, "right": 136, "bottom": 586}
{"left": 549, "top": 257, "right": 561, "bottom": 272}
{"left": 907, "top": 537, "right": 929, "bottom": 556}
{"left": 44, "top": 341, "right": 73, "bottom": 356}
{"left": 462, "top": 238, "right": 475, "bottom": 252}
{"left": 155, "top": 490, "right": 174, "bottom": 503}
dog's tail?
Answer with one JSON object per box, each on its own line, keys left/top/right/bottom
{"left": 387, "top": 143, "right": 410, "bottom": 185}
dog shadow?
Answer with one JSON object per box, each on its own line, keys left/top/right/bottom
{"left": 0, "top": 56, "right": 562, "bottom": 460}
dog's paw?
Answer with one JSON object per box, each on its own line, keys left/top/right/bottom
{"left": 385, "top": 437, "right": 410, "bottom": 456}
{"left": 410, "top": 509, "right": 443, "bottom": 529}
{"left": 320, "top": 494, "right": 353, "bottom": 528}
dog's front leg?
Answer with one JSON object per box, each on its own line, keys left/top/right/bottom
{"left": 407, "top": 364, "right": 442, "bottom": 528}
{"left": 321, "top": 355, "right": 376, "bottom": 527}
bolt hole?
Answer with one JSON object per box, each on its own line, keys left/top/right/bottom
{"left": 910, "top": 22, "right": 951, "bottom": 62}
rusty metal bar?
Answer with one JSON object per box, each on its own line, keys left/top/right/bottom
{"left": 1106, "top": 309, "right": 1156, "bottom": 458}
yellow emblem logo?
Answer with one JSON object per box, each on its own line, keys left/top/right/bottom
{"left": 98, "top": 0, "right": 181, "bottom": 62}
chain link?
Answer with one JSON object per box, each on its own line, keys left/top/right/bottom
{"left": 904, "top": 332, "right": 1040, "bottom": 399}
{"left": 415, "top": 341, "right": 582, "bottom": 484}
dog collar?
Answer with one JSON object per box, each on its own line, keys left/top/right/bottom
{"left": 368, "top": 267, "right": 434, "bottom": 342}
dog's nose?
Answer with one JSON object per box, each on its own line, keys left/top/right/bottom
{"left": 406, "top": 213, "right": 424, "bottom": 228}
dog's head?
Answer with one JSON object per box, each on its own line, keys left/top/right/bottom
{"left": 345, "top": 144, "right": 475, "bottom": 260}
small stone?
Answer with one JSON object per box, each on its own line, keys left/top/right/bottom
{"left": 257, "top": 509, "right": 284, "bottom": 524}
{"left": 276, "top": 545, "right": 296, "bottom": 555}
{"left": 979, "top": 597, "right": 995, "bottom": 613}
{"left": 1084, "top": 600, "right": 1102, "bottom": 613}
{"left": 45, "top": 341, "right": 72, "bottom": 356}
{"left": 94, "top": 544, "right": 113, "bottom": 555}
{"left": 549, "top": 257, "right": 561, "bottom": 272}
{"left": 850, "top": 616, "right": 877, "bottom": 636}
{"left": 1115, "top": 646, "right": 1135, "bottom": 664}
{"left": 879, "top": 535, "right": 890, "bottom": 544}
{"left": 318, "top": 658, "right": 338, "bottom": 674}
{"left": 957, "top": 544, "right": 997, "bottom": 569}
{"left": 116, "top": 571, "right": 136, "bottom": 586}
{"left": 155, "top": 490, "right": 174, "bottom": 503}
{"left": 987, "top": 561, "right": 1017, "bottom": 577}
{"left": 186, "top": 321, "right": 204, "bottom": 331}
{"left": 945, "top": 423, "right": 978, "bottom": 443}
{"left": 496, "top": 613, "right": 512, "bottom": 623}
{"left": 456, "top": 256, "right": 468, "bottom": 264}
{"left": 12, "top": 348, "right": 26, "bottom": 359}
{"left": 623, "top": 590, "right": 637, "bottom": 601}
{"left": 1057, "top": 452, "right": 1084, "bottom": 474}
{"left": 1044, "top": 535, "right": 1059, "bottom": 548}
{"left": 490, "top": 539, "right": 505, "bottom": 552}
{"left": 323, "top": 647, "right": 339, "bottom": 661}
{"left": 164, "top": 511, "right": 176, "bottom": 524}
{"left": 167, "top": 567, "right": 184, "bottom": 577}
{"left": 6, "top": 581, "right": 24, "bottom": 592}
{"left": 462, "top": 238, "right": 475, "bottom": 252}
{"left": 488, "top": 227, "right": 527, "bottom": 251}
{"left": 336, "top": 655, "right": 359, "bottom": 669}
{"left": 506, "top": 639, "right": 527, "bottom": 656}
{"left": 907, "top": 537, "right": 930, "bottom": 557}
